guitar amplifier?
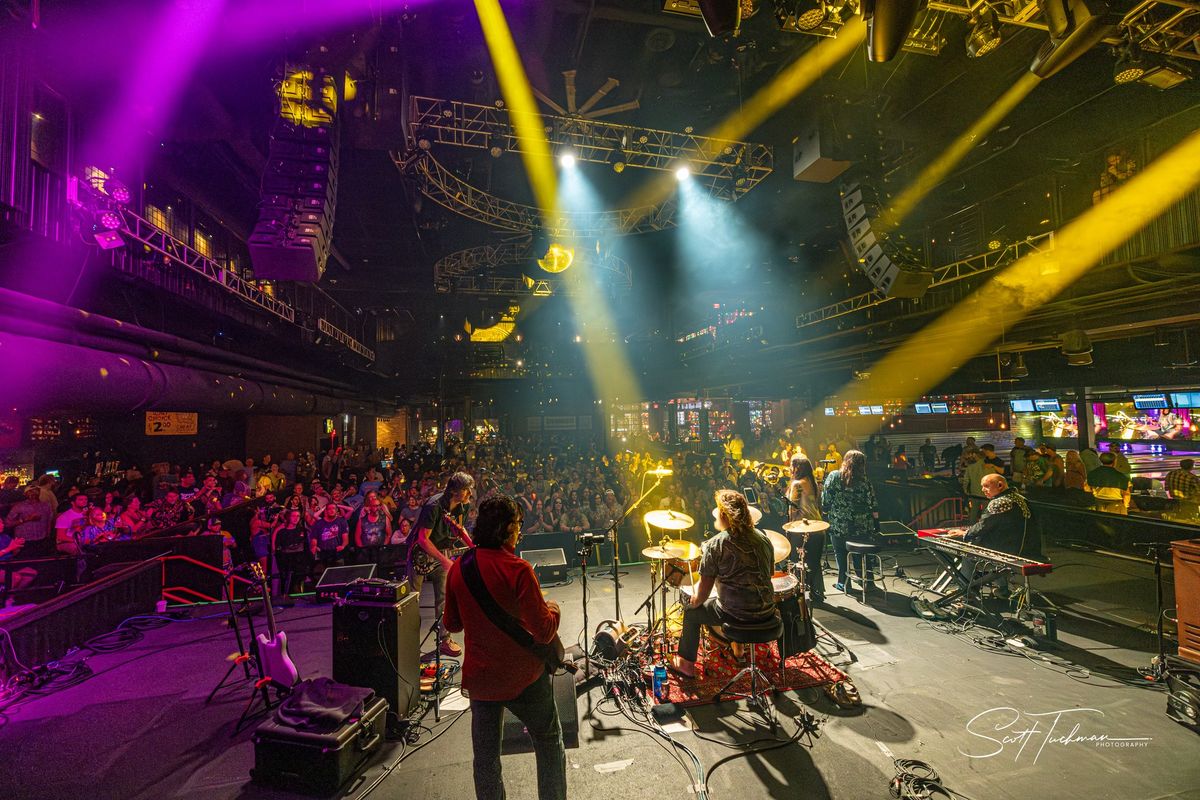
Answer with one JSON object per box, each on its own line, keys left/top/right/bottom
{"left": 343, "top": 578, "right": 408, "bottom": 603}
{"left": 316, "top": 564, "right": 378, "bottom": 602}
{"left": 501, "top": 669, "right": 580, "bottom": 751}
{"left": 333, "top": 594, "right": 420, "bottom": 724}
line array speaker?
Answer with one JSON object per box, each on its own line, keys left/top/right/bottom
{"left": 249, "top": 65, "right": 339, "bottom": 282}
{"left": 840, "top": 180, "right": 932, "bottom": 299}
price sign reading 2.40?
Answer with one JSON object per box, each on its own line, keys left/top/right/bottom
{"left": 145, "top": 412, "right": 199, "bottom": 436}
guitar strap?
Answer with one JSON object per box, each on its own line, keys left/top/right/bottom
{"left": 459, "top": 549, "right": 541, "bottom": 655}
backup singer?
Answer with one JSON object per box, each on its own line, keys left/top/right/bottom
{"left": 443, "top": 495, "right": 566, "bottom": 800}
{"left": 786, "top": 456, "right": 825, "bottom": 604}
{"left": 410, "top": 471, "right": 475, "bottom": 657}
{"left": 821, "top": 449, "right": 880, "bottom": 592}
{"left": 670, "top": 489, "right": 775, "bottom": 679}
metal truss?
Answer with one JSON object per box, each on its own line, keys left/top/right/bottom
{"left": 928, "top": 0, "right": 1200, "bottom": 62}
{"left": 317, "top": 317, "right": 375, "bottom": 361}
{"left": 795, "top": 232, "right": 1055, "bottom": 328}
{"left": 407, "top": 95, "right": 773, "bottom": 195}
{"left": 433, "top": 242, "right": 633, "bottom": 297}
{"left": 119, "top": 208, "right": 296, "bottom": 324}
{"left": 399, "top": 152, "right": 679, "bottom": 236}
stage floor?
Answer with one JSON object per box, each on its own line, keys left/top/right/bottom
{"left": 1, "top": 549, "right": 1197, "bottom": 800}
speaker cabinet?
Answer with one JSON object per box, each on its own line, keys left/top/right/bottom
{"left": 501, "top": 670, "right": 580, "bottom": 752}
{"left": 332, "top": 594, "right": 420, "bottom": 722}
{"left": 840, "top": 180, "right": 932, "bottom": 299}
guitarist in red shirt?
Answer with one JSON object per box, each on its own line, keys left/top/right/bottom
{"left": 410, "top": 472, "right": 475, "bottom": 657}
{"left": 443, "top": 494, "right": 566, "bottom": 800}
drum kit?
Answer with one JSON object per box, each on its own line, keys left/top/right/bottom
{"left": 636, "top": 507, "right": 831, "bottom": 662}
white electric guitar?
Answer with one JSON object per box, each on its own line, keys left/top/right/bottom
{"left": 250, "top": 562, "right": 299, "bottom": 688}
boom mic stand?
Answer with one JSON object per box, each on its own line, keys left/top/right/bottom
{"left": 1134, "top": 541, "right": 1172, "bottom": 681}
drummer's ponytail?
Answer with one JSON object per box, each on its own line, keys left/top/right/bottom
{"left": 714, "top": 489, "right": 755, "bottom": 539}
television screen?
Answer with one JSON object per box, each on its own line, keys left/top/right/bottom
{"left": 857, "top": 406, "right": 872, "bottom": 415}
{"left": 930, "top": 402, "right": 950, "bottom": 413}
{"left": 824, "top": 407, "right": 835, "bottom": 416}
{"left": 1010, "top": 399, "right": 1035, "bottom": 413}
{"left": 1170, "top": 392, "right": 1200, "bottom": 408}
{"left": 870, "top": 405, "right": 884, "bottom": 415}
{"left": 1132, "top": 393, "right": 1169, "bottom": 410}
{"left": 1105, "top": 402, "right": 1194, "bottom": 440}
{"left": 914, "top": 403, "right": 932, "bottom": 414}
{"left": 1034, "top": 398, "right": 1062, "bottom": 412}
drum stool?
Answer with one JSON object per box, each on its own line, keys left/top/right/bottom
{"left": 715, "top": 612, "right": 784, "bottom": 724}
{"left": 844, "top": 541, "right": 887, "bottom": 604}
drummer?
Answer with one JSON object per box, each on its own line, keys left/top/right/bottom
{"left": 785, "top": 456, "right": 826, "bottom": 604}
{"left": 670, "top": 489, "right": 775, "bottom": 679}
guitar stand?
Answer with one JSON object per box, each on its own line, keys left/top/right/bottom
{"left": 207, "top": 579, "right": 283, "bottom": 735}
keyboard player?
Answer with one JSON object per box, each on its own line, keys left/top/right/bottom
{"left": 943, "top": 474, "right": 1033, "bottom": 596}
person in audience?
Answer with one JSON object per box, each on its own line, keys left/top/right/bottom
{"left": 1167, "top": 458, "right": 1200, "bottom": 500}
{"left": 309, "top": 501, "right": 349, "bottom": 570}
{"left": 1088, "top": 452, "right": 1131, "bottom": 514}
{"left": 0, "top": 517, "right": 36, "bottom": 594}
{"left": 918, "top": 438, "right": 937, "bottom": 471}
{"left": 1113, "top": 448, "right": 1133, "bottom": 476}
{"left": 55, "top": 492, "right": 91, "bottom": 555}
{"left": 257, "top": 463, "right": 286, "bottom": 496}
{"left": 6, "top": 485, "right": 54, "bottom": 557}
{"left": 1064, "top": 450, "right": 1088, "bottom": 490}
{"left": 0, "top": 476, "right": 23, "bottom": 519}
{"left": 117, "top": 495, "right": 147, "bottom": 539}
{"left": 148, "top": 488, "right": 193, "bottom": 532}
{"left": 279, "top": 452, "right": 298, "bottom": 484}
{"left": 272, "top": 507, "right": 309, "bottom": 601}
{"left": 1042, "top": 444, "right": 1065, "bottom": 488}
{"left": 78, "top": 507, "right": 117, "bottom": 546}
{"left": 204, "top": 516, "right": 237, "bottom": 569}
{"left": 1078, "top": 445, "right": 1101, "bottom": 475}
{"left": 980, "top": 444, "right": 1004, "bottom": 473}
{"left": 355, "top": 493, "right": 391, "bottom": 566}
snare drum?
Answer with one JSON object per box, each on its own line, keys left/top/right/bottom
{"left": 666, "top": 555, "right": 700, "bottom": 587}
{"left": 771, "top": 572, "right": 799, "bottom": 602}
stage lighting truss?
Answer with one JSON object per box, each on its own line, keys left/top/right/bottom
{"left": 433, "top": 241, "right": 632, "bottom": 298}
{"left": 397, "top": 149, "right": 679, "bottom": 237}
{"left": 926, "top": 0, "right": 1200, "bottom": 66}
{"left": 399, "top": 96, "right": 773, "bottom": 224}
{"left": 768, "top": 1, "right": 948, "bottom": 54}
{"left": 795, "top": 231, "right": 1055, "bottom": 328}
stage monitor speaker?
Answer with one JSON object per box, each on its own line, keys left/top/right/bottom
{"left": 332, "top": 594, "right": 420, "bottom": 722}
{"left": 501, "top": 669, "right": 580, "bottom": 751}
{"left": 315, "top": 563, "right": 377, "bottom": 602}
{"left": 523, "top": 548, "right": 569, "bottom": 584}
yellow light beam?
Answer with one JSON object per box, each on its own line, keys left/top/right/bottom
{"left": 622, "top": 17, "right": 867, "bottom": 216}
{"left": 474, "top": 0, "right": 558, "bottom": 218}
{"left": 834, "top": 126, "right": 1200, "bottom": 424}
{"left": 877, "top": 72, "right": 1042, "bottom": 232}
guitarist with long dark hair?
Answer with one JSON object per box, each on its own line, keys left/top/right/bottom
{"left": 443, "top": 494, "right": 566, "bottom": 800}
{"left": 409, "top": 471, "right": 475, "bottom": 657}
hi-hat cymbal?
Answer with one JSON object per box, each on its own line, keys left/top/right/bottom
{"left": 782, "top": 518, "right": 830, "bottom": 534}
{"left": 641, "top": 540, "right": 702, "bottom": 561}
{"left": 644, "top": 509, "right": 694, "bottom": 530}
{"left": 763, "top": 530, "right": 791, "bottom": 563}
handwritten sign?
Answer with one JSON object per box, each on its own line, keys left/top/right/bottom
{"left": 145, "top": 412, "right": 198, "bottom": 436}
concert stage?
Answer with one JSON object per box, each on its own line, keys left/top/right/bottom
{"left": 1, "top": 553, "right": 1197, "bottom": 800}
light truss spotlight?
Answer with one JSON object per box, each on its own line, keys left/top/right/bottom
{"left": 675, "top": 164, "right": 692, "bottom": 181}
{"left": 779, "top": 0, "right": 828, "bottom": 31}
{"left": 538, "top": 243, "right": 575, "bottom": 274}
{"left": 559, "top": 151, "right": 576, "bottom": 168}
{"left": 1114, "top": 36, "right": 1146, "bottom": 84}
{"left": 488, "top": 131, "right": 506, "bottom": 158}
{"left": 966, "top": 6, "right": 1002, "bottom": 58}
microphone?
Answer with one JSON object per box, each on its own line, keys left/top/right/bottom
{"left": 648, "top": 467, "right": 674, "bottom": 476}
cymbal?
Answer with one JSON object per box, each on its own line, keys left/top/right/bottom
{"left": 763, "top": 530, "right": 791, "bottom": 563}
{"left": 644, "top": 509, "right": 694, "bottom": 530}
{"left": 782, "top": 518, "right": 830, "bottom": 534}
{"left": 641, "top": 540, "right": 702, "bottom": 561}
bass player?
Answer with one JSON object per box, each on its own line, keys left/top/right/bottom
{"left": 443, "top": 494, "right": 566, "bottom": 800}
{"left": 409, "top": 471, "right": 475, "bottom": 657}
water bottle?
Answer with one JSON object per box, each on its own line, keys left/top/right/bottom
{"left": 652, "top": 663, "right": 668, "bottom": 702}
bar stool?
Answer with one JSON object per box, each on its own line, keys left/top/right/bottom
{"left": 714, "top": 612, "right": 784, "bottom": 724}
{"left": 844, "top": 541, "right": 887, "bottom": 604}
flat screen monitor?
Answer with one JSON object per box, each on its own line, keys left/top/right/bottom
{"left": 824, "top": 407, "right": 835, "bottom": 416}
{"left": 930, "top": 402, "right": 950, "bottom": 413}
{"left": 857, "top": 406, "right": 872, "bottom": 415}
{"left": 914, "top": 403, "right": 932, "bottom": 415}
{"left": 1132, "top": 393, "right": 1169, "bottom": 410}
{"left": 1010, "top": 399, "right": 1035, "bottom": 413}
{"left": 1034, "top": 398, "right": 1062, "bottom": 412}
{"left": 1170, "top": 392, "right": 1200, "bottom": 408}
{"left": 870, "top": 405, "right": 884, "bottom": 415}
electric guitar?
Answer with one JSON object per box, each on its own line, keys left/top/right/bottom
{"left": 410, "top": 511, "right": 472, "bottom": 576}
{"left": 249, "top": 562, "right": 300, "bottom": 688}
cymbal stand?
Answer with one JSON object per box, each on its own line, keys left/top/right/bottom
{"left": 605, "top": 471, "right": 668, "bottom": 622}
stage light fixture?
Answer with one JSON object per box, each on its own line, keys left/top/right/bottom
{"left": 559, "top": 151, "right": 576, "bottom": 168}
{"left": 966, "top": 6, "right": 1002, "bottom": 58}
{"left": 863, "top": 0, "right": 922, "bottom": 62}
{"left": 608, "top": 145, "right": 627, "bottom": 173}
{"left": 697, "top": 0, "right": 741, "bottom": 37}
{"left": 538, "top": 242, "right": 575, "bottom": 273}
{"left": 1114, "top": 36, "right": 1146, "bottom": 84}
{"left": 96, "top": 209, "right": 122, "bottom": 231}
{"left": 488, "top": 131, "right": 507, "bottom": 158}
{"left": 1029, "top": 0, "right": 1120, "bottom": 79}
{"left": 1011, "top": 352, "right": 1029, "bottom": 378}
{"left": 777, "top": 0, "right": 828, "bottom": 31}
{"left": 1061, "top": 329, "right": 1094, "bottom": 366}
{"left": 100, "top": 177, "right": 132, "bottom": 206}
{"left": 675, "top": 164, "right": 692, "bottom": 181}
{"left": 416, "top": 127, "right": 435, "bottom": 150}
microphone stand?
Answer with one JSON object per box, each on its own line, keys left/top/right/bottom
{"left": 606, "top": 471, "right": 669, "bottom": 622}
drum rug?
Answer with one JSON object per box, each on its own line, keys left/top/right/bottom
{"left": 661, "top": 637, "right": 848, "bottom": 707}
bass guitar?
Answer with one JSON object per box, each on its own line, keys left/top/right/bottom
{"left": 410, "top": 511, "right": 472, "bottom": 576}
{"left": 249, "top": 562, "right": 300, "bottom": 688}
